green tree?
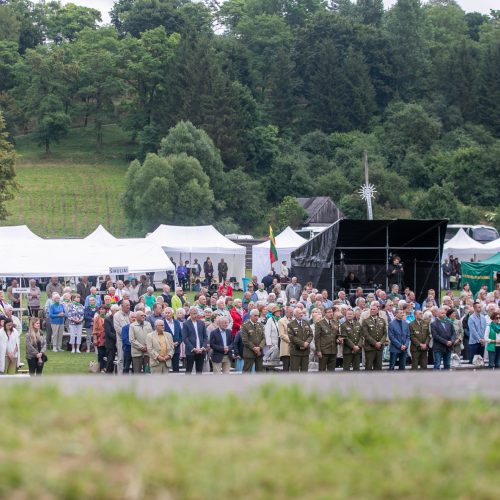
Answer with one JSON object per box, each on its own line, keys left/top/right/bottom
{"left": 122, "top": 152, "right": 214, "bottom": 233}
{"left": 34, "top": 95, "right": 71, "bottom": 153}
{"left": 0, "top": 41, "right": 20, "bottom": 91}
{"left": 412, "top": 182, "right": 460, "bottom": 220}
{"left": 159, "top": 121, "right": 224, "bottom": 194}
{"left": 0, "top": 111, "right": 17, "bottom": 220}
{"left": 269, "top": 196, "right": 307, "bottom": 232}
{"left": 47, "top": 2, "right": 101, "bottom": 43}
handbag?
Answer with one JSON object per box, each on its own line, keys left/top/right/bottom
{"left": 41, "top": 353, "right": 48, "bottom": 363}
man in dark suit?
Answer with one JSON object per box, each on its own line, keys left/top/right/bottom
{"left": 431, "top": 308, "right": 456, "bottom": 370}
{"left": 164, "top": 306, "right": 182, "bottom": 372}
{"left": 182, "top": 306, "right": 208, "bottom": 374}
{"left": 209, "top": 316, "right": 234, "bottom": 374}
{"left": 104, "top": 304, "right": 119, "bottom": 374}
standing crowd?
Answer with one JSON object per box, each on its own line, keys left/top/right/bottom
{"left": 0, "top": 267, "right": 499, "bottom": 375}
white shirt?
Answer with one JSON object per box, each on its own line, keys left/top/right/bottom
{"left": 192, "top": 320, "right": 200, "bottom": 349}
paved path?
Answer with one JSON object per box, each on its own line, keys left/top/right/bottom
{"left": 3, "top": 371, "right": 500, "bottom": 400}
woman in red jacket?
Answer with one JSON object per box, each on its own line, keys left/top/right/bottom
{"left": 230, "top": 298, "right": 244, "bottom": 336}
{"left": 218, "top": 279, "right": 233, "bottom": 298}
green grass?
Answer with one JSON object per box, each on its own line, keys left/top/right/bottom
{"left": 4, "top": 124, "right": 134, "bottom": 237}
{"left": 0, "top": 385, "right": 499, "bottom": 498}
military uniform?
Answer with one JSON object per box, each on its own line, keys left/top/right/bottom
{"left": 340, "top": 320, "right": 363, "bottom": 371}
{"left": 362, "top": 315, "right": 387, "bottom": 371}
{"left": 288, "top": 319, "right": 313, "bottom": 372}
{"left": 314, "top": 318, "right": 339, "bottom": 372}
{"left": 409, "top": 319, "right": 431, "bottom": 370}
{"left": 240, "top": 320, "right": 266, "bottom": 372}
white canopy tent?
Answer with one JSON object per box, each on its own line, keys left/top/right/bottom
{"left": 442, "top": 228, "right": 488, "bottom": 263}
{"left": 147, "top": 225, "right": 246, "bottom": 280}
{"left": 252, "top": 226, "right": 307, "bottom": 280}
{"left": 0, "top": 225, "right": 42, "bottom": 241}
{"left": 0, "top": 226, "right": 174, "bottom": 277}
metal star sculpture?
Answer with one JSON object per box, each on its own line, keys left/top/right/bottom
{"left": 358, "top": 183, "right": 377, "bottom": 220}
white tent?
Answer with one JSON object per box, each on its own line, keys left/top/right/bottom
{"left": 0, "top": 225, "right": 42, "bottom": 241}
{"left": 84, "top": 225, "right": 117, "bottom": 243}
{"left": 147, "top": 225, "right": 246, "bottom": 280}
{"left": 0, "top": 227, "right": 174, "bottom": 277}
{"left": 252, "top": 226, "right": 307, "bottom": 280}
{"left": 442, "top": 228, "right": 487, "bottom": 262}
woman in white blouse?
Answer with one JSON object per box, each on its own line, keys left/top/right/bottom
{"left": 0, "top": 318, "right": 21, "bottom": 374}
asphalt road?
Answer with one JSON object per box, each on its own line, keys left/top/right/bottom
{"left": 3, "top": 370, "right": 500, "bottom": 400}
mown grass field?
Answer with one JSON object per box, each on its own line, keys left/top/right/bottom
{"left": 0, "top": 385, "right": 499, "bottom": 498}
{"left": 4, "top": 125, "right": 134, "bottom": 237}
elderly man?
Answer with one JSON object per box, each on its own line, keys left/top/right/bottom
{"left": 129, "top": 310, "right": 153, "bottom": 374}
{"left": 288, "top": 307, "right": 313, "bottom": 373}
{"left": 240, "top": 309, "right": 266, "bottom": 372}
{"left": 121, "top": 311, "right": 136, "bottom": 374}
{"left": 46, "top": 277, "right": 63, "bottom": 301}
{"left": 147, "top": 319, "right": 174, "bottom": 374}
{"left": 340, "top": 309, "right": 363, "bottom": 371}
{"left": 147, "top": 302, "right": 164, "bottom": 329}
{"left": 104, "top": 304, "right": 120, "bottom": 374}
{"left": 431, "top": 308, "right": 456, "bottom": 370}
{"left": 285, "top": 277, "right": 302, "bottom": 303}
{"left": 84, "top": 287, "right": 102, "bottom": 307}
{"left": 182, "top": 306, "right": 208, "bottom": 374}
{"left": 210, "top": 316, "right": 234, "bottom": 374}
{"left": 362, "top": 303, "right": 388, "bottom": 371}
{"left": 77, "top": 277, "right": 91, "bottom": 305}
{"left": 171, "top": 287, "right": 185, "bottom": 312}
{"left": 388, "top": 307, "right": 410, "bottom": 370}
{"left": 409, "top": 310, "right": 431, "bottom": 370}
{"left": 113, "top": 300, "right": 131, "bottom": 374}
{"left": 214, "top": 298, "right": 233, "bottom": 330}
{"left": 315, "top": 306, "right": 341, "bottom": 372}
{"left": 163, "top": 307, "right": 182, "bottom": 372}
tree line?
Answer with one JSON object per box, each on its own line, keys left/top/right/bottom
{"left": 0, "top": 0, "right": 499, "bottom": 235}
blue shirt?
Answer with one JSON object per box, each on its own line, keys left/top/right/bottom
{"left": 468, "top": 313, "right": 486, "bottom": 345}
{"left": 121, "top": 324, "right": 131, "bottom": 349}
{"left": 49, "top": 302, "right": 66, "bottom": 325}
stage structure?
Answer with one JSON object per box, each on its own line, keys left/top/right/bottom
{"left": 291, "top": 219, "right": 448, "bottom": 303}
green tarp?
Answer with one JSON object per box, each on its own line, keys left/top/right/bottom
{"left": 461, "top": 252, "right": 500, "bottom": 294}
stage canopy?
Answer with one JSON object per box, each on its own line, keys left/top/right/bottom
{"left": 442, "top": 228, "right": 487, "bottom": 262}
{"left": 291, "top": 219, "right": 447, "bottom": 302}
{"left": 252, "top": 227, "right": 306, "bottom": 280}
{"left": 147, "top": 225, "right": 246, "bottom": 280}
{"left": 0, "top": 225, "right": 42, "bottom": 241}
{"left": 461, "top": 252, "right": 500, "bottom": 294}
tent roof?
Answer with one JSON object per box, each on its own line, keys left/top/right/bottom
{"left": 147, "top": 225, "right": 246, "bottom": 254}
{"left": 255, "top": 226, "right": 307, "bottom": 250}
{"left": 84, "top": 225, "right": 117, "bottom": 243}
{"left": 479, "top": 252, "right": 500, "bottom": 265}
{"left": 444, "top": 228, "right": 485, "bottom": 251}
{"left": 483, "top": 237, "right": 500, "bottom": 250}
{"left": 0, "top": 225, "right": 42, "bottom": 240}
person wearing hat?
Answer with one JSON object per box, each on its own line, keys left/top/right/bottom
{"left": 287, "top": 307, "right": 313, "bottom": 372}
{"left": 263, "top": 305, "right": 281, "bottom": 368}
{"left": 314, "top": 306, "right": 341, "bottom": 372}
{"left": 240, "top": 309, "right": 266, "bottom": 372}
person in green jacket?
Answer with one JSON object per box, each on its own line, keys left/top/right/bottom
{"left": 486, "top": 312, "right": 500, "bottom": 369}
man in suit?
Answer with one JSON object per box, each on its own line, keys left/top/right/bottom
{"left": 240, "top": 309, "right": 266, "bottom": 373}
{"left": 164, "top": 307, "right": 182, "bottom": 372}
{"left": 146, "top": 320, "right": 174, "bottom": 374}
{"left": 388, "top": 307, "right": 410, "bottom": 370}
{"left": 182, "top": 306, "right": 208, "bottom": 374}
{"left": 314, "top": 306, "right": 340, "bottom": 372}
{"left": 409, "top": 310, "right": 431, "bottom": 370}
{"left": 209, "top": 316, "right": 234, "bottom": 374}
{"left": 288, "top": 307, "right": 313, "bottom": 372}
{"left": 362, "top": 303, "right": 388, "bottom": 371}
{"left": 104, "top": 304, "right": 119, "bottom": 374}
{"left": 76, "top": 277, "right": 91, "bottom": 305}
{"left": 431, "top": 308, "right": 457, "bottom": 370}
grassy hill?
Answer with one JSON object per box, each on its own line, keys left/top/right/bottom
{"left": 4, "top": 125, "right": 134, "bottom": 237}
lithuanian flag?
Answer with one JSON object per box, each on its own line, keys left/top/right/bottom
{"left": 269, "top": 225, "right": 278, "bottom": 265}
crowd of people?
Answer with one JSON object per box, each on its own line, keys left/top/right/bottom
{"left": 0, "top": 265, "right": 499, "bottom": 375}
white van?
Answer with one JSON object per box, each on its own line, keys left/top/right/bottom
{"left": 445, "top": 224, "right": 499, "bottom": 243}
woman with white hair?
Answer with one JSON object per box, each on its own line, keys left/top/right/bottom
{"left": 67, "top": 293, "right": 85, "bottom": 353}
{"left": 49, "top": 293, "right": 66, "bottom": 352}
